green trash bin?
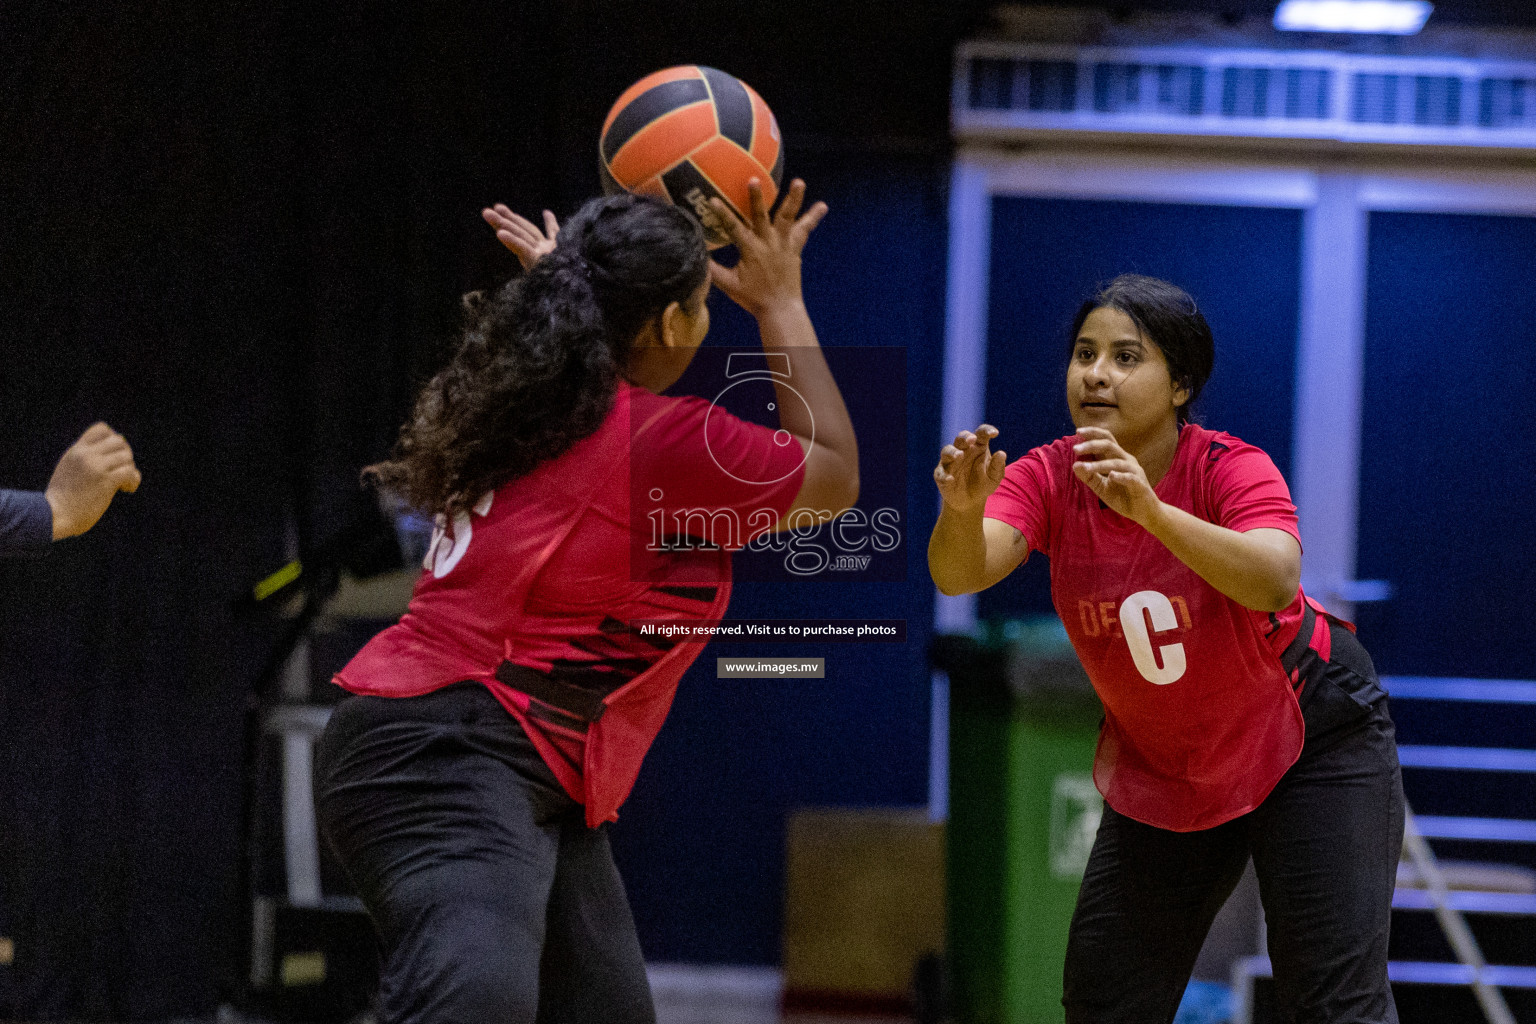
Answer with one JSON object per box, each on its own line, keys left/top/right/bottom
{"left": 932, "top": 617, "right": 1105, "bottom": 1024}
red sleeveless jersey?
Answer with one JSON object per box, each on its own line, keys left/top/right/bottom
{"left": 336, "top": 382, "right": 806, "bottom": 826}
{"left": 985, "top": 425, "right": 1311, "bottom": 832}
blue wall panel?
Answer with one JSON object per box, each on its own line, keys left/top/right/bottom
{"left": 1358, "top": 211, "right": 1536, "bottom": 678}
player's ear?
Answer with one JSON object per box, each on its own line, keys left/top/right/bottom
{"left": 657, "top": 300, "right": 684, "bottom": 349}
{"left": 1172, "top": 377, "right": 1190, "bottom": 408}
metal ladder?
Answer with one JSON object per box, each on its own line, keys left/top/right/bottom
{"left": 1234, "top": 676, "right": 1536, "bottom": 1023}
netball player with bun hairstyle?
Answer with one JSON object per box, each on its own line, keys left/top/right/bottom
{"left": 315, "top": 178, "right": 855, "bottom": 1024}
{"left": 928, "top": 274, "right": 1403, "bottom": 1024}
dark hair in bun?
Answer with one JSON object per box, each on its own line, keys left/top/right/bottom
{"left": 367, "top": 193, "right": 707, "bottom": 518}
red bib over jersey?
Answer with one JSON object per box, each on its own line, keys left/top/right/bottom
{"left": 985, "top": 425, "right": 1310, "bottom": 832}
{"left": 337, "top": 383, "right": 806, "bottom": 827}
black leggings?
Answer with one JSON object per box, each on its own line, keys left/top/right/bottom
{"left": 1063, "top": 624, "right": 1405, "bottom": 1024}
{"left": 313, "top": 682, "right": 655, "bottom": 1024}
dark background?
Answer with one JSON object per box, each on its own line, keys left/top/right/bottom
{"left": 5, "top": 0, "right": 1536, "bottom": 1019}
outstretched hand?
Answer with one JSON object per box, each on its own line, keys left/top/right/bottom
{"left": 707, "top": 178, "right": 827, "bottom": 317}
{"left": 482, "top": 204, "right": 559, "bottom": 270}
{"left": 934, "top": 425, "right": 1007, "bottom": 513}
{"left": 1071, "top": 427, "right": 1161, "bottom": 524}
{"left": 45, "top": 422, "right": 141, "bottom": 540}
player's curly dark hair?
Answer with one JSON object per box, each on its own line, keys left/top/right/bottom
{"left": 366, "top": 193, "right": 708, "bottom": 519}
{"left": 1069, "top": 274, "right": 1216, "bottom": 425}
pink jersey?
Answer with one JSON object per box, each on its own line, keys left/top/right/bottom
{"left": 985, "top": 425, "right": 1311, "bottom": 832}
{"left": 337, "top": 381, "right": 806, "bottom": 823}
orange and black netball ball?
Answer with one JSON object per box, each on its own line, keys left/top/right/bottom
{"left": 599, "top": 66, "right": 784, "bottom": 247}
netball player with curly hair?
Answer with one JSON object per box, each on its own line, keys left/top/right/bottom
{"left": 929, "top": 274, "right": 1403, "bottom": 1024}
{"left": 315, "top": 180, "right": 856, "bottom": 1024}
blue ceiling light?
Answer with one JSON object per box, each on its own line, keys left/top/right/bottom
{"left": 1274, "top": 0, "right": 1434, "bottom": 34}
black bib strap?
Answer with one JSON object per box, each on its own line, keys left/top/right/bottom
{"left": 495, "top": 660, "right": 607, "bottom": 723}
{"left": 1280, "top": 600, "right": 1317, "bottom": 678}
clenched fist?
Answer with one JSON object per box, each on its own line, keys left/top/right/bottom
{"left": 45, "top": 423, "right": 141, "bottom": 540}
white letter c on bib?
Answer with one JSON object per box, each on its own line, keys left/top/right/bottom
{"left": 1119, "top": 590, "right": 1187, "bottom": 685}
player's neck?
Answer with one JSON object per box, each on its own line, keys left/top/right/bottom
{"left": 1126, "top": 421, "right": 1183, "bottom": 489}
{"left": 624, "top": 350, "right": 687, "bottom": 394}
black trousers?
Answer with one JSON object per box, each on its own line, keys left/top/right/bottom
{"left": 313, "top": 682, "right": 655, "bottom": 1024}
{"left": 1063, "top": 624, "right": 1405, "bottom": 1024}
